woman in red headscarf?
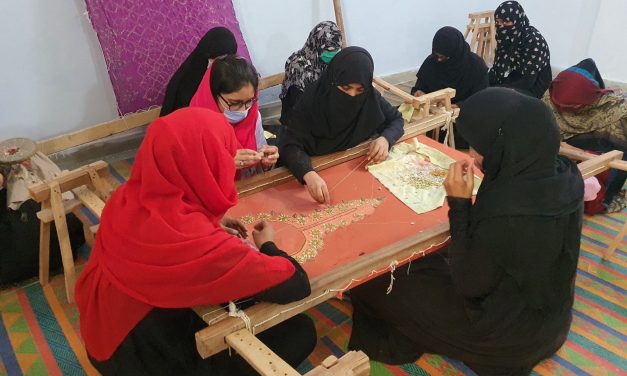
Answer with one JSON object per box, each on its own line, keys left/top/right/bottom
{"left": 190, "top": 54, "right": 279, "bottom": 179}
{"left": 75, "top": 108, "right": 316, "bottom": 375}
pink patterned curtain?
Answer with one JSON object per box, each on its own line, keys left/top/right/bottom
{"left": 85, "top": 0, "right": 251, "bottom": 114}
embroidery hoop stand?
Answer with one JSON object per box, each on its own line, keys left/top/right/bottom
{"left": 28, "top": 161, "right": 113, "bottom": 303}
{"left": 464, "top": 10, "right": 497, "bottom": 66}
{"left": 560, "top": 146, "right": 627, "bottom": 260}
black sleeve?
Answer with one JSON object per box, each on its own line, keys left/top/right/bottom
{"left": 280, "top": 128, "right": 314, "bottom": 183}
{"left": 280, "top": 86, "right": 304, "bottom": 125}
{"left": 447, "top": 197, "right": 502, "bottom": 298}
{"left": 377, "top": 96, "right": 405, "bottom": 147}
{"left": 410, "top": 77, "right": 422, "bottom": 96}
{"left": 253, "top": 241, "right": 311, "bottom": 304}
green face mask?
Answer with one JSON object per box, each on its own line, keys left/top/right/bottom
{"left": 320, "top": 50, "right": 340, "bottom": 64}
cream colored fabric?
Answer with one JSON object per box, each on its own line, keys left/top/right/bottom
{"left": 367, "top": 139, "right": 480, "bottom": 214}
{"left": 5, "top": 152, "right": 73, "bottom": 210}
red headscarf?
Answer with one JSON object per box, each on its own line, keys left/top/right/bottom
{"left": 189, "top": 61, "right": 259, "bottom": 151}
{"left": 549, "top": 69, "right": 611, "bottom": 113}
{"left": 75, "top": 108, "right": 295, "bottom": 361}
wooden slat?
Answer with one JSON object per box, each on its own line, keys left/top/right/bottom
{"left": 225, "top": 329, "right": 300, "bottom": 376}
{"left": 236, "top": 113, "right": 455, "bottom": 197}
{"left": 37, "top": 109, "right": 160, "bottom": 155}
{"left": 333, "top": 0, "right": 348, "bottom": 48}
{"left": 28, "top": 161, "right": 109, "bottom": 202}
{"left": 39, "top": 200, "right": 51, "bottom": 285}
{"left": 49, "top": 181, "right": 77, "bottom": 303}
{"left": 37, "top": 198, "right": 82, "bottom": 223}
{"left": 73, "top": 186, "right": 105, "bottom": 218}
{"left": 258, "top": 73, "right": 285, "bottom": 90}
{"left": 305, "top": 351, "right": 370, "bottom": 376}
{"left": 576, "top": 150, "right": 624, "bottom": 179}
{"left": 195, "top": 223, "right": 450, "bottom": 358}
{"left": 35, "top": 74, "right": 289, "bottom": 155}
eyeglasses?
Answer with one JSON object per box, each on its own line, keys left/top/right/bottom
{"left": 218, "top": 94, "right": 257, "bottom": 111}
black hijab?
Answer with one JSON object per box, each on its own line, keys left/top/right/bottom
{"left": 415, "top": 27, "right": 487, "bottom": 103}
{"left": 456, "top": 87, "right": 583, "bottom": 222}
{"left": 160, "top": 27, "right": 237, "bottom": 116}
{"left": 288, "top": 46, "right": 386, "bottom": 155}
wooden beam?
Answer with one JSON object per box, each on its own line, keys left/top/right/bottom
{"left": 576, "top": 150, "right": 624, "bottom": 179}
{"left": 195, "top": 223, "right": 450, "bottom": 358}
{"left": 36, "top": 74, "right": 288, "bottom": 156}
{"left": 37, "top": 109, "right": 160, "bottom": 155}
{"left": 37, "top": 199, "right": 82, "bottom": 223}
{"left": 333, "top": 0, "right": 348, "bottom": 48}
{"left": 236, "top": 113, "right": 455, "bottom": 197}
{"left": 225, "top": 329, "right": 300, "bottom": 376}
{"left": 28, "top": 161, "right": 109, "bottom": 202}
{"left": 259, "top": 73, "right": 285, "bottom": 90}
{"left": 73, "top": 186, "right": 106, "bottom": 218}
{"left": 305, "top": 351, "right": 370, "bottom": 376}
{"left": 49, "top": 181, "right": 77, "bottom": 303}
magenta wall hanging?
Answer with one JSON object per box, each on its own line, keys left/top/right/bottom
{"left": 85, "top": 0, "right": 251, "bottom": 114}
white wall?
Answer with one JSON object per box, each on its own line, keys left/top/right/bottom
{"left": 2, "top": 1, "right": 626, "bottom": 142}
{"left": 588, "top": 0, "right": 627, "bottom": 83}
{"left": 521, "top": 0, "right": 601, "bottom": 71}
{"left": 232, "top": 0, "right": 494, "bottom": 77}
{"left": 0, "top": 0, "right": 118, "bottom": 141}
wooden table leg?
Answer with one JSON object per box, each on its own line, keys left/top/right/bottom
{"left": 39, "top": 200, "right": 51, "bottom": 285}
{"left": 49, "top": 182, "right": 77, "bottom": 303}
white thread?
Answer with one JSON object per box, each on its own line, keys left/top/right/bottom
{"left": 200, "top": 235, "right": 452, "bottom": 340}
{"left": 386, "top": 260, "right": 399, "bottom": 294}
{"left": 228, "top": 301, "right": 254, "bottom": 334}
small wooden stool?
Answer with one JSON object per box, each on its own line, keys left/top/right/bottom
{"left": 464, "top": 10, "right": 497, "bottom": 66}
{"left": 28, "top": 161, "right": 112, "bottom": 303}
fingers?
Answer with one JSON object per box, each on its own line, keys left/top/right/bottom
{"left": 366, "top": 141, "right": 376, "bottom": 160}
{"left": 254, "top": 221, "right": 266, "bottom": 232}
{"left": 321, "top": 182, "right": 331, "bottom": 204}
{"left": 466, "top": 162, "right": 475, "bottom": 191}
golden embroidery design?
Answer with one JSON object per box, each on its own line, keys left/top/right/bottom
{"left": 239, "top": 198, "right": 384, "bottom": 263}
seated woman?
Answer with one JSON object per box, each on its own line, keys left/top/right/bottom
{"left": 411, "top": 26, "right": 488, "bottom": 148}
{"left": 279, "top": 21, "right": 343, "bottom": 124}
{"left": 281, "top": 47, "right": 404, "bottom": 204}
{"left": 190, "top": 54, "right": 279, "bottom": 178}
{"left": 75, "top": 108, "right": 316, "bottom": 376}
{"left": 348, "top": 88, "right": 584, "bottom": 375}
{"left": 160, "top": 27, "right": 238, "bottom": 116}
{"left": 411, "top": 26, "right": 488, "bottom": 103}
{"left": 489, "top": 1, "right": 552, "bottom": 98}
{"left": 543, "top": 58, "right": 627, "bottom": 212}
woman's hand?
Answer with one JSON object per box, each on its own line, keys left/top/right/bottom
{"left": 303, "top": 171, "right": 331, "bottom": 204}
{"left": 260, "top": 145, "right": 279, "bottom": 168}
{"left": 221, "top": 216, "right": 248, "bottom": 238}
{"left": 367, "top": 137, "right": 389, "bottom": 163}
{"left": 444, "top": 160, "right": 475, "bottom": 199}
{"left": 235, "top": 149, "right": 262, "bottom": 169}
{"left": 252, "top": 221, "right": 274, "bottom": 248}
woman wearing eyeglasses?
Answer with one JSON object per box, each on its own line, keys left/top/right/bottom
{"left": 190, "top": 55, "right": 279, "bottom": 178}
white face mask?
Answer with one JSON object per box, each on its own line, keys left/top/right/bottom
{"left": 223, "top": 108, "right": 249, "bottom": 124}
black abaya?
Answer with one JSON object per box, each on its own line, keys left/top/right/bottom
{"left": 349, "top": 88, "right": 584, "bottom": 375}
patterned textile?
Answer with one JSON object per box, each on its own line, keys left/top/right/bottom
{"left": 84, "top": 0, "right": 250, "bottom": 114}
{"left": 542, "top": 90, "right": 627, "bottom": 146}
